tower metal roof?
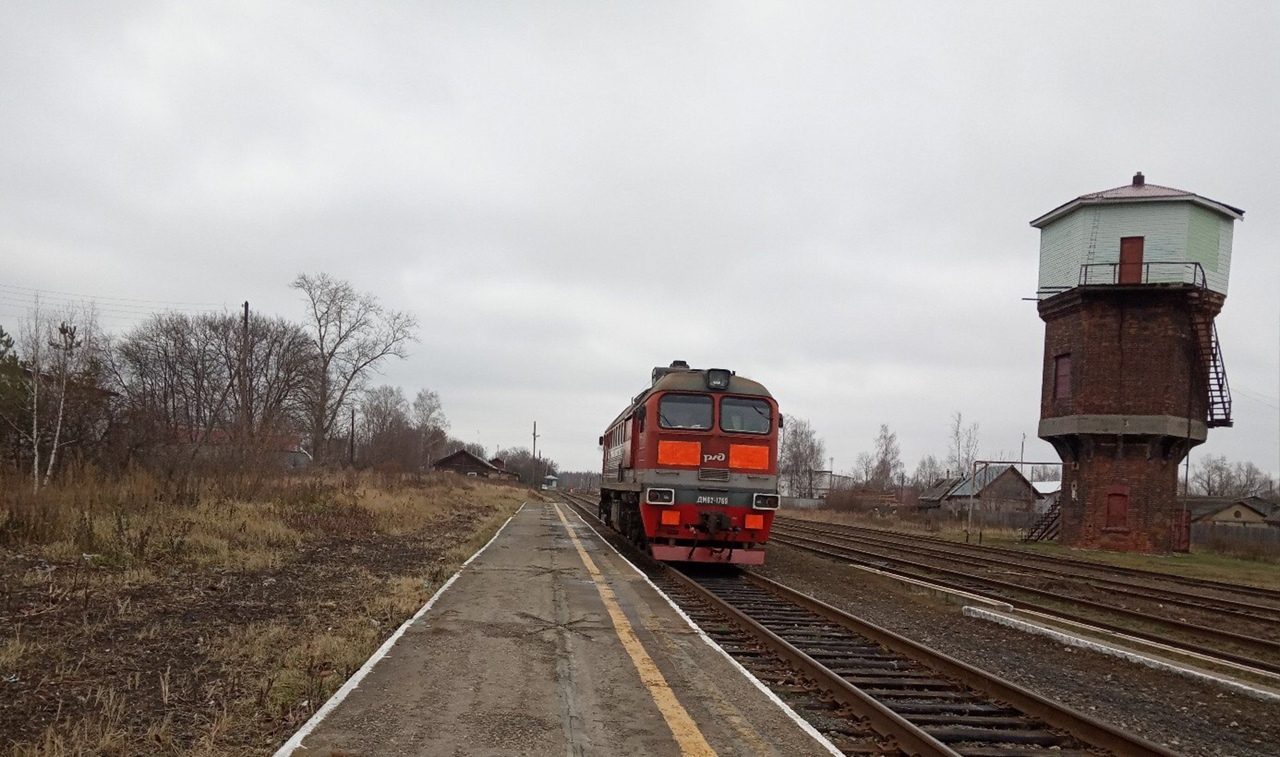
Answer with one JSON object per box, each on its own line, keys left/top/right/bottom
{"left": 1030, "top": 173, "right": 1244, "bottom": 228}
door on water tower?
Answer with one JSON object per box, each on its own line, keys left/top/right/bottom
{"left": 1119, "top": 236, "right": 1145, "bottom": 284}
{"left": 1173, "top": 508, "right": 1191, "bottom": 552}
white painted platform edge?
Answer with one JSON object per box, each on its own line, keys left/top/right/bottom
{"left": 566, "top": 508, "right": 845, "bottom": 757}
{"left": 963, "top": 605, "right": 1280, "bottom": 704}
{"left": 273, "top": 503, "right": 526, "bottom": 756}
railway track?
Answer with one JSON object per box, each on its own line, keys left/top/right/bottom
{"left": 778, "top": 516, "right": 1280, "bottom": 614}
{"left": 558, "top": 492, "right": 1175, "bottom": 757}
{"left": 771, "top": 517, "right": 1280, "bottom": 677}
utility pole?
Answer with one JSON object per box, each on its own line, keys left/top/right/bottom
{"left": 240, "top": 301, "right": 250, "bottom": 441}
{"left": 532, "top": 421, "right": 540, "bottom": 486}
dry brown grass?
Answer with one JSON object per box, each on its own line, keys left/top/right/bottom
{"left": 0, "top": 467, "right": 530, "bottom": 756}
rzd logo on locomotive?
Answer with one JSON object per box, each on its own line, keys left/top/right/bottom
{"left": 703, "top": 452, "right": 726, "bottom": 463}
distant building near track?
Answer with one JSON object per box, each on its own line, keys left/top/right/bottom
{"left": 433, "top": 449, "right": 519, "bottom": 481}
{"left": 1032, "top": 172, "right": 1244, "bottom": 553}
{"left": 1181, "top": 495, "right": 1280, "bottom": 527}
{"left": 916, "top": 466, "right": 1038, "bottom": 519}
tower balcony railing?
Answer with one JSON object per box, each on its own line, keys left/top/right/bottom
{"left": 1077, "top": 261, "right": 1207, "bottom": 288}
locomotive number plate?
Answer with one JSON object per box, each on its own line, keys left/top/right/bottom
{"left": 696, "top": 495, "right": 730, "bottom": 505}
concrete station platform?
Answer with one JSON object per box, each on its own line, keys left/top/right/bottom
{"left": 285, "top": 501, "right": 834, "bottom": 757}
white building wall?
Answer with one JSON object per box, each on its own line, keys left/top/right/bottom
{"left": 1037, "top": 201, "right": 1233, "bottom": 296}
{"left": 1036, "top": 212, "right": 1084, "bottom": 294}
{"left": 1215, "top": 215, "right": 1233, "bottom": 295}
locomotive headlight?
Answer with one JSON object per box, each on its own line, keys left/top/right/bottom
{"left": 646, "top": 488, "right": 676, "bottom": 505}
{"left": 752, "top": 494, "right": 780, "bottom": 510}
{"left": 706, "top": 369, "right": 731, "bottom": 390}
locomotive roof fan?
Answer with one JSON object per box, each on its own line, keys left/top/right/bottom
{"left": 651, "top": 359, "right": 691, "bottom": 385}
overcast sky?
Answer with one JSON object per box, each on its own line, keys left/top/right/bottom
{"left": 3, "top": 2, "right": 1278, "bottom": 477}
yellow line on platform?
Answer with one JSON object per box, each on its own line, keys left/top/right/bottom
{"left": 553, "top": 504, "right": 718, "bottom": 757}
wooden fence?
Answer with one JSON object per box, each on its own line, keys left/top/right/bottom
{"left": 1191, "top": 524, "right": 1280, "bottom": 560}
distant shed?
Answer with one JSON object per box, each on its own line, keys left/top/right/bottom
{"left": 1180, "top": 496, "right": 1276, "bottom": 527}
{"left": 434, "top": 450, "right": 513, "bottom": 479}
{"left": 917, "top": 477, "right": 964, "bottom": 509}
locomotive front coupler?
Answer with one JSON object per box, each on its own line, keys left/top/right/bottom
{"left": 693, "top": 511, "right": 735, "bottom": 536}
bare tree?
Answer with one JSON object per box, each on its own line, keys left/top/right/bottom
{"left": 412, "top": 388, "right": 449, "bottom": 467}
{"left": 852, "top": 451, "right": 875, "bottom": 487}
{"left": 1029, "top": 463, "right": 1062, "bottom": 482}
{"left": 442, "top": 437, "right": 487, "bottom": 460}
{"left": 7, "top": 301, "right": 104, "bottom": 490}
{"left": 946, "top": 411, "right": 980, "bottom": 477}
{"left": 0, "top": 326, "right": 20, "bottom": 470}
{"left": 19, "top": 297, "right": 45, "bottom": 492}
{"left": 292, "top": 273, "right": 418, "bottom": 461}
{"left": 779, "top": 417, "right": 825, "bottom": 497}
{"left": 41, "top": 322, "right": 83, "bottom": 487}
{"left": 1191, "top": 455, "right": 1233, "bottom": 496}
{"left": 1230, "top": 461, "right": 1274, "bottom": 496}
{"left": 494, "top": 446, "right": 559, "bottom": 485}
{"left": 110, "top": 312, "right": 230, "bottom": 451}
{"left": 209, "top": 312, "right": 313, "bottom": 443}
{"left": 1189, "top": 455, "right": 1276, "bottom": 497}
{"left": 358, "top": 385, "right": 417, "bottom": 468}
{"left": 870, "top": 424, "right": 904, "bottom": 490}
{"left": 912, "top": 454, "right": 943, "bottom": 487}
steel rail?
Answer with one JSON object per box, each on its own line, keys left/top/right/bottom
{"left": 741, "top": 571, "right": 1178, "bottom": 757}
{"left": 771, "top": 530, "right": 1280, "bottom": 676}
{"left": 661, "top": 566, "right": 961, "bottom": 757}
{"left": 776, "top": 520, "right": 1280, "bottom": 626}
{"left": 559, "top": 492, "right": 1175, "bottom": 756}
{"left": 555, "top": 494, "right": 929, "bottom": 755}
{"left": 777, "top": 515, "right": 1280, "bottom": 604}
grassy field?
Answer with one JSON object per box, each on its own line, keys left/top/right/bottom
{"left": 0, "top": 468, "right": 531, "bottom": 756}
{"left": 783, "top": 508, "right": 1280, "bottom": 591}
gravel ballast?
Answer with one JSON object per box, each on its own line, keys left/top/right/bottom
{"left": 756, "top": 543, "right": 1278, "bottom": 757}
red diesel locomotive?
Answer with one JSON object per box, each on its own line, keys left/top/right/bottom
{"left": 598, "top": 361, "right": 780, "bottom": 565}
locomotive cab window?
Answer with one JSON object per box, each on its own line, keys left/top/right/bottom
{"left": 720, "top": 397, "right": 771, "bottom": 434}
{"left": 658, "top": 394, "right": 713, "bottom": 430}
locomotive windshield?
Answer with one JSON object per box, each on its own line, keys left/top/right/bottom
{"left": 658, "top": 394, "right": 713, "bottom": 430}
{"left": 720, "top": 397, "right": 772, "bottom": 434}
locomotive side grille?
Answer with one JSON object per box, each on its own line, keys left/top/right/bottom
{"left": 698, "top": 468, "right": 730, "bottom": 482}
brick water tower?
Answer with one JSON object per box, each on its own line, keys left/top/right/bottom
{"left": 1032, "top": 173, "right": 1244, "bottom": 553}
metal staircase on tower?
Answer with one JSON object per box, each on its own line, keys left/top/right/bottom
{"left": 1190, "top": 309, "right": 1233, "bottom": 428}
{"left": 1023, "top": 500, "right": 1061, "bottom": 542}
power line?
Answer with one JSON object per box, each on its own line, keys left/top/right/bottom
{"left": 0, "top": 292, "right": 221, "bottom": 317}
{"left": 0, "top": 282, "right": 225, "bottom": 307}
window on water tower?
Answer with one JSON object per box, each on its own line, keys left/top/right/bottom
{"left": 1105, "top": 486, "right": 1130, "bottom": 530}
{"left": 1053, "top": 354, "right": 1072, "bottom": 400}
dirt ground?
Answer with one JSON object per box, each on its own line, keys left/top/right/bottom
{"left": 0, "top": 475, "right": 529, "bottom": 756}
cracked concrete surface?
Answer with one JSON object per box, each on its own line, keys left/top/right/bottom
{"left": 291, "top": 503, "right": 830, "bottom": 757}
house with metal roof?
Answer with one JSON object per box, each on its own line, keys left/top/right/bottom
{"left": 916, "top": 477, "right": 964, "bottom": 508}
{"left": 918, "top": 465, "right": 1039, "bottom": 515}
